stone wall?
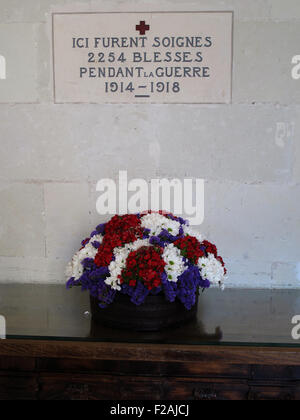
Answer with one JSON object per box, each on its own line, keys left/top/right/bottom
{"left": 0, "top": 0, "right": 299, "bottom": 287}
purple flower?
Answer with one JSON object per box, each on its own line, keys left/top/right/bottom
{"left": 96, "top": 223, "right": 106, "bottom": 235}
{"left": 150, "top": 286, "right": 163, "bottom": 295}
{"left": 159, "top": 229, "right": 177, "bottom": 243}
{"left": 166, "top": 213, "right": 177, "bottom": 221}
{"left": 161, "top": 228, "right": 185, "bottom": 243}
{"left": 150, "top": 229, "right": 184, "bottom": 248}
{"left": 180, "top": 217, "right": 189, "bottom": 225}
{"left": 80, "top": 272, "right": 96, "bottom": 294}
{"left": 200, "top": 245, "right": 207, "bottom": 255}
{"left": 98, "top": 282, "right": 117, "bottom": 308}
{"left": 89, "top": 267, "right": 110, "bottom": 286}
{"left": 167, "top": 214, "right": 188, "bottom": 226}
{"left": 176, "top": 266, "right": 207, "bottom": 310}
{"left": 81, "top": 238, "right": 90, "bottom": 247}
{"left": 80, "top": 266, "right": 110, "bottom": 298}
{"left": 130, "top": 282, "right": 149, "bottom": 306}
{"left": 66, "top": 277, "right": 80, "bottom": 289}
{"left": 161, "top": 272, "right": 177, "bottom": 303}
{"left": 121, "top": 283, "right": 134, "bottom": 297}
{"left": 81, "top": 258, "right": 96, "bottom": 271}
{"left": 142, "top": 228, "right": 151, "bottom": 239}
{"left": 92, "top": 241, "right": 101, "bottom": 249}
{"left": 149, "top": 235, "right": 165, "bottom": 247}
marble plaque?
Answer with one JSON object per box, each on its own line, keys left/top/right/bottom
{"left": 53, "top": 12, "right": 233, "bottom": 104}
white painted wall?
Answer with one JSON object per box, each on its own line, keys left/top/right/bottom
{"left": 0, "top": 55, "right": 5, "bottom": 80}
{"left": 0, "top": 0, "right": 299, "bottom": 288}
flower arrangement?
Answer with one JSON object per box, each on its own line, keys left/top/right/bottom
{"left": 66, "top": 211, "right": 227, "bottom": 310}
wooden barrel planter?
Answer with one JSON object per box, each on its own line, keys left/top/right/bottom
{"left": 90, "top": 294, "right": 198, "bottom": 332}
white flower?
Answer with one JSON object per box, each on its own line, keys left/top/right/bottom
{"left": 104, "top": 276, "right": 122, "bottom": 291}
{"left": 65, "top": 252, "right": 84, "bottom": 280}
{"left": 65, "top": 235, "right": 103, "bottom": 280}
{"left": 198, "top": 253, "right": 226, "bottom": 286}
{"left": 163, "top": 243, "right": 186, "bottom": 283}
{"left": 106, "top": 248, "right": 131, "bottom": 291}
{"left": 183, "top": 225, "right": 204, "bottom": 243}
{"left": 90, "top": 234, "right": 104, "bottom": 245}
{"left": 129, "top": 238, "right": 150, "bottom": 252}
{"left": 141, "top": 213, "right": 181, "bottom": 236}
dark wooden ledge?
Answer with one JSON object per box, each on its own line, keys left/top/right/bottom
{"left": 1, "top": 339, "right": 300, "bottom": 366}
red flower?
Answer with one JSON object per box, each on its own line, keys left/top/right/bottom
{"left": 202, "top": 240, "right": 218, "bottom": 257}
{"left": 216, "top": 255, "right": 227, "bottom": 275}
{"left": 121, "top": 246, "right": 166, "bottom": 290}
{"left": 174, "top": 236, "right": 204, "bottom": 265}
{"left": 95, "top": 214, "right": 143, "bottom": 267}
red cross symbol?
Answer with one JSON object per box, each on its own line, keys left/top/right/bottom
{"left": 136, "top": 21, "right": 150, "bottom": 35}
